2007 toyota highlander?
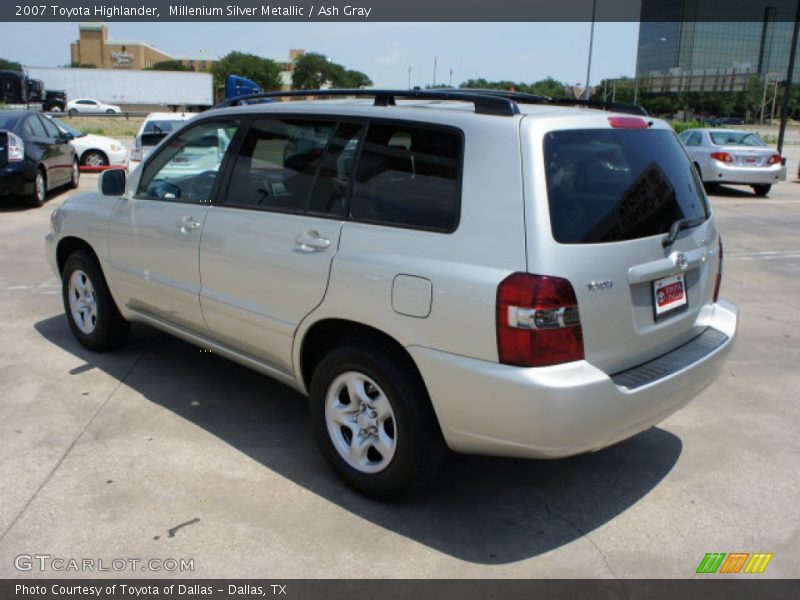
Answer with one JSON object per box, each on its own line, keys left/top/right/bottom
{"left": 45, "top": 90, "right": 738, "bottom": 497}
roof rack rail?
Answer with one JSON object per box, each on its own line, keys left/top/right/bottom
{"left": 454, "top": 88, "right": 648, "bottom": 116}
{"left": 214, "top": 89, "right": 520, "bottom": 116}
{"left": 546, "top": 98, "right": 649, "bottom": 116}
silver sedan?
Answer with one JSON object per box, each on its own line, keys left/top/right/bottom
{"left": 678, "top": 128, "right": 785, "bottom": 196}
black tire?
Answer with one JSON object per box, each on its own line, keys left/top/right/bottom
{"left": 752, "top": 184, "right": 771, "bottom": 197}
{"left": 309, "top": 339, "right": 448, "bottom": 499}
{"left": 81, "top": 150, "right": 108, "bottom": 167}
{"left": 68, "top": 159, "right": 80, "bottom": 189}
{"left": 61, "top": 250, "right": 129, "bottom": 351}
{"left": 68, "top": 108, "right": 77, "bottom": 116}
{"left": 106, "top": 109, "right": 115, "bottom": 114}
{"left": 29, "top": 168, "right": 47, "bottom": 207}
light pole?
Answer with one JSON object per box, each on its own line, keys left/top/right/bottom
{"left": 584, "top": 0, "right": 597, "bottom": 100}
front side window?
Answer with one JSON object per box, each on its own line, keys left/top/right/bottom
{"left": 349, "top": 123, "right": 461, "bottom": 232}
{"left": 137, "top": 119, "right": 240, "bottom": 204}
{"left": 223, "top": 118, "right": 356, "bottom": 214}
{"left": 39, "top": 115, "right": 61, "bottom": 139}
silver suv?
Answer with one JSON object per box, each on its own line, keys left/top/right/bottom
{"left": 46, "top": 90, "right": 738, "bottom": 498}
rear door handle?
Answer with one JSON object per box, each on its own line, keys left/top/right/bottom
{"left": 294, "top": 231, "right": 331, "bottom": 252}
{"left": 177, "top": 215, "right": 201, "bottom": 234}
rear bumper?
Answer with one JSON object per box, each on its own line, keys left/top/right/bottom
{"left": 0, "top": 163, "right": 33, "bottom": 196}
{"left": 409, "top": 299, "right": 738, "bottom": 459}
{"left": 704, "top": 161, "right": 784, "bottom": 185}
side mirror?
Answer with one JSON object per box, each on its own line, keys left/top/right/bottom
{"left": 99, "top": 168, "right": 126, "bottom": 196}
{"left": 61, "top": 132, "right": 74, "bottom": 142}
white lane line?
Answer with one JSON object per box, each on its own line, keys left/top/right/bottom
{"left": 727, "top": 250, "right": 800, "bottom": 261}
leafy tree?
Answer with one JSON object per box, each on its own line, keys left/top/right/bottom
{"left": 459, "top": 77, "right": 569, "bottom": 98}
{"left": 0, "top": 58, "right": 22, "bottom": 71}
{"left": 292, "top": 52, "right": 371, "bottom": 89}
{"left": 211, "top": 51, "right": 282, "bottom": 92}
{"left": 69, "top": 61, "right": 97, "bottom": 68}
{"left": 146, "top": 60, "right": 192, "bottom": 72}
{"left": 337, "top": 68, "right": 372, "bottom": 88}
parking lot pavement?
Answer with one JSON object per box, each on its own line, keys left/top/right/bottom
{"left": 0, "top": 169, "right": 798, "bottom": 579}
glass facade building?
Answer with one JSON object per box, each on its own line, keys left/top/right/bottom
{"left": 638, "top": 0, "right": 799, "bottom": 81}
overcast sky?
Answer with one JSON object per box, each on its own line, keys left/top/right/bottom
{"left": 0, "top": 22, "right": 640, "bottom": 88}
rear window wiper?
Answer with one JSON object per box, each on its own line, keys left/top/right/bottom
{"left": 662, "top": 217, "right": 707, "bottom": 247}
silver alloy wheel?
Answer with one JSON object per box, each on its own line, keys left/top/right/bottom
{"left": 68, "top": 269, "right": 98, "bottom": 335}
{"left": 35, "top": 173, "right": 45, "bottom": 202}
{"left": 83, "top": 152, "right": 106, "bottom": 167}
{"left": 325, "top": 371, "right": 397, "bottom": 473}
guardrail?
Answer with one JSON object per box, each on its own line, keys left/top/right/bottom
{"left": 43, "top": 111, "right": 153, "bottom": 118}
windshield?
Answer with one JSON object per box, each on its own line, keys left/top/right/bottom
{"left": 544, "top": 128, "right": 709, "bottom": 244}
{"left": 49, "top": 117, "right": 84, "bottom": 138}
{"left": 709, "top": 131, "right": 766, "bottom": 147}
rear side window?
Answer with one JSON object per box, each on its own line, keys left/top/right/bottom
{"left": 350, "top": 123, "right": 461, "bottom": 232}
{"left": 544, "top": 129, "right": 709, "bottom": 244}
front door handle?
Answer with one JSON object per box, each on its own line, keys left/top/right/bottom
{"left": 177, "top": 215, "right": 201, "bottom": 234}
{"left": 294, "top": 231, "right": 331, "bottom": 252}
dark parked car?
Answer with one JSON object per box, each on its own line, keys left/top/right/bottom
{"left": 0, "top": 110, "right": 79, "bottom": 207}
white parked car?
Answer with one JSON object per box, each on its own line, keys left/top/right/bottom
{"left": 47, "top": 116, "right": 128, "bottom": 167}
{"left": 66, "top": 98, "right": 122, "bottom": 115}
{"left": 45, "top": 90, "right": 738, "bottom": 498}
{"left": 128, "top": 112, "right": 196, "bottom": 171}
{"left": 678, "top": 128, "right": 785, "bottom": 196}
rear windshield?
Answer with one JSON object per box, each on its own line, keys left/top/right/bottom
{"left": 709, "top": 131, "right": 765, "bottom": 147}
{"left": 141, "top": 120, "right": 184, "bottom": 146}
{"left": 544, "top": 129, "right": 709, "bottom": 244}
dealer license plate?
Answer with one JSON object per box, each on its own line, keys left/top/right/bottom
{"left": 653, "top": 273, "right": 687, "bottom": 319}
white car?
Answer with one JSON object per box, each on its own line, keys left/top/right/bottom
{"left": 47, "top": 116, "right": 128, "bottom": 168}
{"left": 128, "top": 112, "right": 196, "bottom": 171}
{"left": 66, "top": 98, "right": 122, "bottom": 115}
{"left": 678, "top": 128, "right": 785, "bottom": 196}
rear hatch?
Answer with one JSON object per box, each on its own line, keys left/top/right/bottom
{"left": 522, "top": 114, "right": 721, "bottom": 374}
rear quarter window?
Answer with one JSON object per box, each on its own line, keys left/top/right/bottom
{"left": 350, "top": 122, "right": 462, "bottom": 232}
{"left": 544, "top": 128, "right": 709, "bottom": 244}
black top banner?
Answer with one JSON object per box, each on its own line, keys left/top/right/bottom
{"left": 3, "top": 0, "right": 800, "bottom": 22}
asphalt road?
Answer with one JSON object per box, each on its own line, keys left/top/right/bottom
{"left": 0, "top": 166, "right": 798, "bottom": 579}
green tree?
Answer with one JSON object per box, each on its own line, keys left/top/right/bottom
{"left": 0, "top": 57, "right": 22, "bottom": 71}
{"left": 146, "top": 60, "right": 192, "bottom": 72}
{"left": 336, "top": 68, "right": 372, "bottom": 88}
{"left": 69, "top": 61, "right": 97, "bottom": 68}
{"left": 211, "top": 51, "right": 282, "bottom": 92}
{"left": 292, "top": 53, "right": 371, "bottom": 89}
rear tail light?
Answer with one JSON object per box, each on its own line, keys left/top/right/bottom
{"left": 130, "top": 139, "right": 142, "bottom": 162}
{"left": 713, "top": 237, "right": 723, "bottom": 303}
{"left": 608, "top": 116, "right": 648, "bottom": 129}
{"left": 767, "top": 153, "right": 781, "bottom": 165}
{"left": 496, "top": 273, "right": 585, "bottom": 367}
{"left": 710, "top": 152, "right": 733, "bottom": 163}
{"left": 7, "top": 132, "right": 24, "bottom": 162}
